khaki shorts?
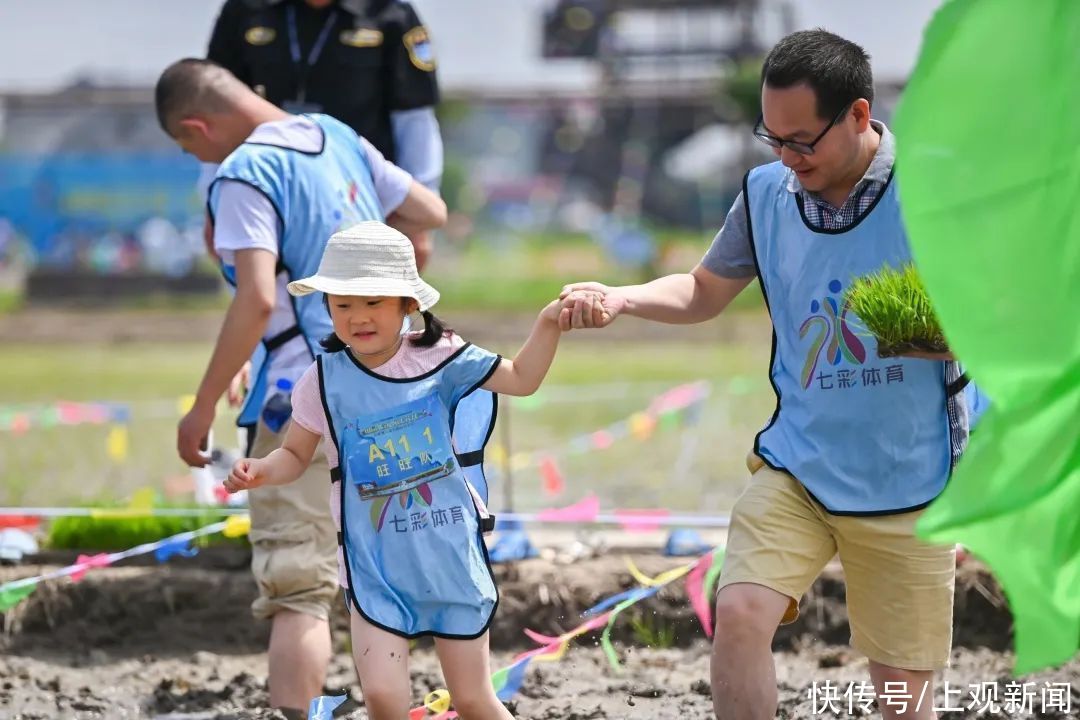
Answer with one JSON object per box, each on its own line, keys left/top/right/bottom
{"left": 247, "top": 420, "right": 339, "bottom": 621}
{"left": 716, "top": 454, "right": 956, "bottom": 671}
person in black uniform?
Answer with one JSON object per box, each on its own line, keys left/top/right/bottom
{"left": 205, "top": 0, "right": 442, "bottom": 267}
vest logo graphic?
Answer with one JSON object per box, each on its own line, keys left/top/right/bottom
{"left": 799, "top": 279, "right": 867, "bottom": 389}
{"left": 333, "top": 180, "right": 364, "bottom": 233}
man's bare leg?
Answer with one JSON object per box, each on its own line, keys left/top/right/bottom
{"left": 268, "top": 610, "right": 332, "bottom": 714}
{"left": 710, "top": 583, "right": 791, "bottom": 720}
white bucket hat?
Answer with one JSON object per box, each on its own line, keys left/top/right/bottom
{"left": 287, "top": 221, "right": 440, "bottom": 311}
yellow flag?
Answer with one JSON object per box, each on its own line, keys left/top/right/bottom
{"left": 106, "top": 425, "right": 129, "bottom": 463}
{"left": 629, "top": 412, "right": 656, "bottom": 441}
{"left": 424, "top": 689, "right": 451, "bottom": 714}
{"left": 223, "top": 514, "right": 252, "bottom": 538}
{"left": 624, "top": 556, "right": 692, "bottom": 587}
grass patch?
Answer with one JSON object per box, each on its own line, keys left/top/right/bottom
{"left": 47, "top": 505, "right": 235, "bottom": 550}
{"left": 843, "top": 264, "right": 947, "bottom": 357}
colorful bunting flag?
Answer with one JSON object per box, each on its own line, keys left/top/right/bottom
{"left": 70, "top": 553, "right": 113, "bottom": 582}
{"left": 538, "top": 456, "right": 565, "bottom": 497}
{"left": 222, "top": 515, "right": 252, "bottom": 538}
{"left": 536, "top": 494, "right": 600, "bottom": 523}
{"left": 106, "top": 425, "right": 129, "bottom": 463}
{"left": 0, "top": 582, "right": 37, "bottom": 612}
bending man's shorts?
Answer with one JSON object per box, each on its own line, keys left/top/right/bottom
{"left": 247, "top": 421, "right": 338, "bottom": 621}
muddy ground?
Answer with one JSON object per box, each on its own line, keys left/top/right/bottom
{"left": 2, "top": 550, "right": 1077, "bottom": 719}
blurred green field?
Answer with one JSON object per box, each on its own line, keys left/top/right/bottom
{"left": 1, "top": 232, "right": 775, "bottom": 516}
{"left": 0, "top": 333, "right": 774, "bottom": 514}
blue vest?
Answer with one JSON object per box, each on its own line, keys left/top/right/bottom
{"left": 746, "top": 162, "right": 954, "bottom": 514}
{"left": 319, "top": 342, "right": 501, "bottom": 638}
{"left": 208, "top": 114, "right": 384, "bottom": 429}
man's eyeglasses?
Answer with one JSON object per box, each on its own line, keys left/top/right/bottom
{"left": 753, "top": 103, "right": 852, "bottom": 156}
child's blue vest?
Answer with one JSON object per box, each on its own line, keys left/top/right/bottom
{"left": 319, "top": 342, "right": 501, "bottom": 638}
{"left": 208, "top": 114, "right": 383, "bottom": 431}
{"left": 746, "top": 162, "right": 957, "bottom": 514}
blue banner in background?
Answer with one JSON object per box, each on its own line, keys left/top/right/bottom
{"left": 0, "top": 152, "right": 204, "bottom": 275}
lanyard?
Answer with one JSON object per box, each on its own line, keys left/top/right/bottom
{"left": 286, "top": 4, "right": 339, "bottom": 103}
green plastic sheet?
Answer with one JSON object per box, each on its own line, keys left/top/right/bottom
{"left": 894, "top": 0, "right": 1080, "bottom": 673}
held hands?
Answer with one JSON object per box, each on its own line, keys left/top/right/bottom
{"left": 224, "top": 457, "right": 268, "bottom": 493}
{"left": 552, "top": 283, "right": 627, "bottom": 331}
{"left": 540, "top": 290, "right": 610, "bottom": 329}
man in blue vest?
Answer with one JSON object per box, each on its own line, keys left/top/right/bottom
{"left": 561, "top": 30, "right": 966, "bottom": 720}
{"left": 155, "top": 58, "right": 446, "bottom": 718}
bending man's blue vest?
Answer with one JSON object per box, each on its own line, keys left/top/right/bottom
{"left": 207, "top": 114, "right": 382, "bottom": 430}
{"left": 319, "top": 343, "right": 501, "bottom": 638}
{"left": 745, "top": 162, "right": 959, "bottom": 514}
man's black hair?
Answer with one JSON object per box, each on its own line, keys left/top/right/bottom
{"left": 761, "top": 29, "right": 874, "bottom": 120}
{"left": 155, "top": 58, "right": 234, "bottom": 134}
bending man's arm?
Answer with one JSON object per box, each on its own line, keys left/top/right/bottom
{"left": 194, "top": 248, "right": 276, "bottom": 409}
{"left": 178, "top": 248, "right": 276, "bottom": 466}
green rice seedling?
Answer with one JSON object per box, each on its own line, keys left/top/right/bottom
{"left": 46, "top": 505, "right": 235, "bottom": 550}
{"left": 843, "top": 264, "right": 949, "bottom": 357}
{"left": 629, "top": 612, "right": 678, "bottom": 649}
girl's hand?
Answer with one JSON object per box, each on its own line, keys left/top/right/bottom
{"left": 558, "top": 290, "right": 624, "bottom": 330}
{"left": 541, "top": 291, "right": 603, "bottom": 327}
{"left": 540, "top": 298, "right": 566, "bottom": 325}
{"left": 224, "top": 458, "right": 265, "bottom": 493}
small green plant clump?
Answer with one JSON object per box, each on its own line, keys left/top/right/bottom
{"left": 629, "top": 612, "right": 677, "bottom": 649}
{"left": 47, "top": 507, "right": 234, "bottom": 551}
{"left": 843, "top": 264, "right": 949, "bottom": 357}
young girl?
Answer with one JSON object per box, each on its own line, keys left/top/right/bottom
{"left": 224, "top": 221, "right": 590, "bottom": 719}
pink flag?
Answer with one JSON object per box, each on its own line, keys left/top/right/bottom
{"left": 536, "top": 494, "right": 599, "bottom": 523}
{"left": 539, "top": 456, "right": 565, "bottom": 497}
{"left": 650, "top": 382, "right": 706, "bottom": 414}
{"left": 686, "top": 553, "right": 716, "bottom": 638}
{"left": 71, "top": 553, "right": 112, "bottom": 582}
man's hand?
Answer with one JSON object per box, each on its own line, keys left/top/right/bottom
{"left": 541, "top": 290, "right": 602, "bottom": 327}
{"left": 227, "top": 362, "right": 251, "bottom": 408}
{"left": 557, "top": 282, "right": 628, "bottom": 330}
{"left": 178, "top": 401, "right": 215, "bottom": 467}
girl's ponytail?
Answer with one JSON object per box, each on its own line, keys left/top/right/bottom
{"left": 410, "top": 310, "right": 450, "bottom": 348}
